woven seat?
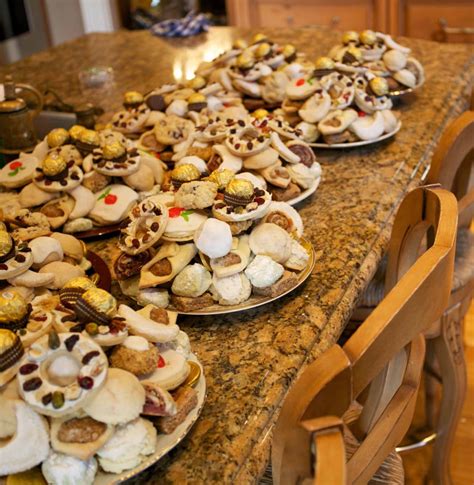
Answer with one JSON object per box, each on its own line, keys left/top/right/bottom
{"left": 260, "top": 431, "right": 404, "bottom": 485}
{"left": 358, "top": 228, "right": 473, "bottom": 309}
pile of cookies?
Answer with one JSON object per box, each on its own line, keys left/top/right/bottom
{"left": 114, "top": 182, "right": 312, "bottom": 312}
{"left": 195, "top": 33, "right": 309, "bottom": 112}
{"left": 0, "top": 125, "right": 166, "bottom": 234}
{"left": 327, "top": 30, "right": 425, "bottom": 93}
{"left": 0, "top": 275, "right": 202, "bottom": 484}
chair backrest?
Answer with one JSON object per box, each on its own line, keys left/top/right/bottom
{"left": 271, "top": 187, "right": 458, "bottom": 485}
{"left": 426, "top": 111, "right": 474, "bottom": 228}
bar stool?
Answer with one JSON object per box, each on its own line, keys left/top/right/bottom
{"left": 347, "top": 111, "right": 474, "bottom": 484}
{"left": 269, "top": 187, "right": 457, "bottom": 484}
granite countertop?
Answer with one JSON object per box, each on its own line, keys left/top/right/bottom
{"left": 2, "top": 28, "right": 473, "bottom": 484}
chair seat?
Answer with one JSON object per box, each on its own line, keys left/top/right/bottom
{"left": 358, "top": 228, "right": 474, "bottom": 308}
{"left": 261, "top": 426, "right": 404, "bottom": 485}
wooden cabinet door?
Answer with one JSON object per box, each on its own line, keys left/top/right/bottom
{"left": 388, "top": 0, "right": 474, "bottom": 41}
{"left": 227, "top": 0, "right": 387, "bottom": 32}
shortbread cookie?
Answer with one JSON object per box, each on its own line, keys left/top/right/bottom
{"left": 19, "top": 183, "right": 58, "bottom": 208}
{"left": 0, "top": 155, "right": 38, "bottom": 189}
{"left": 89, "top": 185, "right": 139, "bottom": 226}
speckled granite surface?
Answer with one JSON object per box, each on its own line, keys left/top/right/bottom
{"left": 2, "top": 28, "right": 473, "bottom": 484}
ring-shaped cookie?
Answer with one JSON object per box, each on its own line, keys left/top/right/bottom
{"left": 319, "top": 72, "right": 355, "bottom": 109}
{"left": 225, "top": 126, "right": 270, "bottom": 157}
{"left": 0, "top": 239, "right": 33, "bottom": 280}
{"left": 118, "top": 198, "right": 169, "bottom": 255}
{"left": 17, "top": 331, "right": 108, "bottom": 417}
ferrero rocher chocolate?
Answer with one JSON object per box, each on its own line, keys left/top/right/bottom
{"left": 0, "top": 291, "right": 29, "bottom": 325}
{"left": 188, "top": 93, "right": 206, "bottom": 104}
{"left": 360, "top": 29, "right": 377, "bottom": 45}
{"left": 226, "top": 178, "right": 254, "bottom": 198}
{"left": 47, "top": 128, "right": 69, "bottom": 148}
{"left": 206, "top": 169, "right": 234, "bottom": 190}
{"left": 0, "top": 328, "right": 18, "bottom": 352}
{"left": 237, "top": 53, "right": 255, "bottom": 70}
{"left": 0, "top": 329, "right": 24, "bottom": 371}
{"left": 253, "top": 109, "right": 269, "bottom": 120}
{"left": 188, "top": 76, "right": 206, "bottom": 90}
{"left": 233, "top": 38, "right": 247, "bottom": 49}
{"left": 102, "top": 141, "right": 126, "bottom": 160}
{"left": 79, "top": 129, "right": 100, "bottom": 147}
{"left": 342, "top": 31, "right": 359, "bottom": 45}
{"left": 314, "top": 56, "right": 335, "bottom": 70}
{"left": 171, "top": 164, "right": 201, "bottom": 183}
{"left": 255, "top": 42, "right": 271, "bottom": 58}
{"left": 63, "top": 277, "right": 96, "bottom": 291}
{"left": 0, "top": 230, "right": 13, "bottom": 259}
{"left": 282, "top": 44, "right": 296, "bottom": 59}
{"left": 252, "top": 33, "right": 268, "bottom": 44}
{"left": 124, "top": 91, "right": 144, "bottom": 106}
{"left": 346, "top": 46, "right": 362, "bottom": 62}
{"left": 81, "top": 288, "right": 117, "bottom": 317}
{"left": 369, "top": 77, "right": 389, "bottom": 96}
{"left": 224, "top": 179, "right": 254, "bottom": 206}
{"left": 42, "top": 155, "right": 67, "bottom": 178}
{"left": 69, "top": 125, "right": 86, "bottom": 141}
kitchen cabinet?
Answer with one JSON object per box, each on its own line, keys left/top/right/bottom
{"left": 226, "top": 0, "right": 474, "bottom": 41}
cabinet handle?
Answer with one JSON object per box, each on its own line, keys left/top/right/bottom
{"left": 301, "top": 16, "right": 340, "bottom": 30}
{"left": 287, "top": 16, "right": 294, "bottom": 26}
{"left": 439, "top": 18, "right": 474, "bottom": 35}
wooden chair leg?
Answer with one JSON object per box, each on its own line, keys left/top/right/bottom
{"left": 424, "top": 346, "right": 440, "bottom": 430}
{"left": 428, "top": 303, "right": 467, "bottom": 485}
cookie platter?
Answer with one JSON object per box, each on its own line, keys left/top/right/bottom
{"left": 0, "top": 276, "right": 205, "bottom": 484}
{"left": 309, "top": 120, "right": 401, "bottom": 149}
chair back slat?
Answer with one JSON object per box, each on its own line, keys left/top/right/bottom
{"left": 271, "top": 187, "right": 458, "bottom": 485}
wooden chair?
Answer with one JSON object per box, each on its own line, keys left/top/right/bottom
{"left": 348, "top": 111, "right": 473, "bottom": 484}
{"left": 271, "top": 187, "right": 458, "bottom": 485}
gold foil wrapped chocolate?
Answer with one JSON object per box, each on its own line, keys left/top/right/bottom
{"left": 0, "top": 291, "right": 29, "bottom": 324}
{"left": 124, "top": 91, "right": 144, "bottom": 105}
{"left": 233, "top": 38, "right": 248, "bottom": 50}
{"left": 188, "top": 76, "right": 206, "bottom": 90}
{"left": 342, "top": 31, "right": 359, "bottom": 45}
{"left": 206, "top": 169, "right": 234, "bottom": 190}
{"left": 79, "top": 129, "right": 100, "bottom": 146}
{"left": 102, "top": 141, "right": 126, "bottom": 160}
{"left": 187, "top": 93, "right": 206, "bottom": 104}
{"left": 171, "top": 164, "right": 201, "bottom": 183}
{"left": 360, "top": 29, "right": 377, "bottom": 45}
{"left": 42, "top": 155, "right": 67, "bottom": 177}
{"left": 0, "top": 230, "right": 13, "bottom": 259}
{"left": 63, "top": 277, "right": 96, "bottom": 291}
{"left": 252, "top": 109, "right": 269, "bottom": 120}
{"left": 237, "top": 53, "right": 255, "bottom": 69}
{"left": 255, "top": 42, "right": 271, "bottom": 58}
{"left": 47, "top": 128, "right": 69, "bottom": 148}
{"left": 225, "top": 178, "right": 254, "bottom": 198}
{"left": 0, "top": 328, "right": 18, "bottom": 352}
{"left": 314, "top": 56, "right": 335, "bottom": 70}
{"left": 346, "top": 46, "right": 363, "bottom": 62}
{"left": 282, "top": 44, "right": 296, "bottom": 59}
{"left": 69, "top": 125, "right": 86, "bottom": 141}
{"left": 81, "top": 288, "right": 117, "bottom": 317}
{"left": 252, "top": 33, "right": 268, "bottom": 44}
{"left": 369, "top": 77, "right": 389, "bottom": 96}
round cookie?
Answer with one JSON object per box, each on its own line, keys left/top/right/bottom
{"left": 89, "top": 184, "right": 139, "bottom": 226}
